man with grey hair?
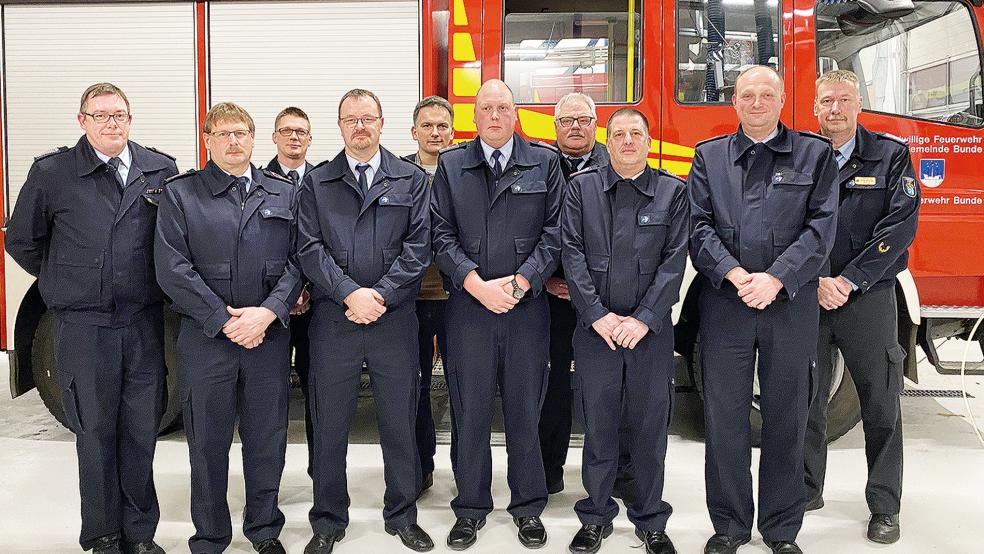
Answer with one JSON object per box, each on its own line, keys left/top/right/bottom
{"left": 540, "top": 91, "right": 615, "bottom": 496}
{"left": 804, "top": 69, "right": 918, "bottom": 545}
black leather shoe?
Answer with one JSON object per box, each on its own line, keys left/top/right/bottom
{"left": 635, "top": 528, "right": 677, "bottom": 554}
{"left": 447, "top": 518, "right": 484, "bottom": 551}
{"left": 514, "top": 516, "right": 547, "bottom": 549}
{"left": 804, "top": 496, "right": 824, "bottom": 512}
{"left": 92, "top": 534, "right": 123, "bottom": 554}
{"left": 123, "top": 541, "right": 165, "bottom": 554}
{"left": 569, "top": 523, "right": 613, "bottom": 554}
{"left": 253, "top": 538, "right": 286, "bottom": 554}
{"left": 417, "top": 472, "right": 434, "bottom": 499}
{"left": 867, "top": 513, "right": 900, "bottom": 544}
{"left": 386, "top": 523, "right": 435, "bottom": 552}
{"left": 704, "top": 534, "right": 750, "bottom": 554}
{"left": 304, "top": 531, "right": 345, "bottom": 554}
{"left": 764, "top": 540, "right": 802, "bottom": 554}
{"left": 547, "top": 478, "right": 565, "bottom": 494}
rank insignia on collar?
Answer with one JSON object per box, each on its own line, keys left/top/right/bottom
{"left": 901, "top": 176, "right": 917, "bottom": 198}
{"left": 853, "top": 176, "right": 877, "bottom": 186}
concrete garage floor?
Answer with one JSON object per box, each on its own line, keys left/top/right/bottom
{"left": 1, "top": 342, "right": 983, "bottom": 553}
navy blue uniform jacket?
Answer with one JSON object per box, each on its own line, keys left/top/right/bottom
{"left": 154, "top": 161, "right": 302, "bottom": 338}
{"left": 5, "top": 136, "right": 179, "bottom": 327}
{"left": 297, "top": 147, "right": 431, "bottom": 321}
{"left": 431, "top": 134, "right": 563, "bottom": 296}
{"left": 688, "top": 123, "right": 839, "bottom": 300}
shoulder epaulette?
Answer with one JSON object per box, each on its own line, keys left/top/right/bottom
{"left": 694, "top": 134, "right": 729, "bottom": 148}
{"left": 877, "top": 132, "right": 908, "bottom": 146}
{"left": 401, "top": 157, "right": 428, "bottom": 175}
{"left": 657, "top": 168, "right": 686, "bottom": 184}
{"left": 570, "top": 165, "right": 601, "bottom": 179}
{"left": 145, "top": 146, "right": 176, "bottom": 161}
{"left": 440, "top": 142, "right": 468, "bottom": 154}
{"left": 262, "top": 169, "right": 292, "bottom": 184}
{"left": 796, "top": 130, "right": 832, "bottom": 143}
{"left": 34, "top": 146, "right": 69, "bottom": 162}
{"left": 530, "top": 141, "right": 559, "bottom": 153}
{"left": 163, "top": 169, "right": 197, "bottom": 185}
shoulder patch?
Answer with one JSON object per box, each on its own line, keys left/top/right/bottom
{"left": 657, "top": 168, "right": 686, "bottom": 184}
{"left": 163, "top": 168, "right": 197, "bottom": 185}
{"left": 34, "top": 146, "right": 69, "bottom": 161}
{"left": 530, "top": 141, "right": 559, "bottom": 153}
{"left": 145, "top": 146, "right": 176, "bottom": 161}
{"left": 796, "top": 130, "right": 832, "bottom": 143}
{"left": 440, "top": 142, "right": 468, "bottom": 154}
{"left": 877, "top": 132, "right": 908, "bottom": 147}
{"left": 694, "top": 134, "right": 730, "bottom": 149}
{"left": 570, "top": 165, "right": 601, "bottom": 178}
{"left": 262, "top": 169, "right": 292, "bottom": 184}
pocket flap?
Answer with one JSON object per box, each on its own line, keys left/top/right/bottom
{"left": 264, "top": 259, "right": 286, "bottom": 276}
{"left": 887, "top": 345, "right": 906, "bottom": 363}
{"left": 639, "top": 257, "right": 659, "bottom": 274}
{"left": 773, "top": 227, "right": 801, "bottom": 246}
{"left": 510, "top": 180, "right": 547, "bottom": 194}
{"left": 379, "top": 193, "right": 413, "bottom": 207}
{"left": 638, "top": 211, "right": 670, "bottom": 226}
{"left": 259, "top": 206, "right": 293, "bottom": 220}
{"left": 586, "top": 254, "right": 610, "bottom": 272}
{"left": 772, "top": 170, "right": 812, "bottom": 186}
{"left": 514, "top": 236, "right": 538, "bottom": 254}
{"left": 198, "top": 262, "right": 231, "bottom": 279}
{"left": 56, "top": 249, "right": 104, "bottom": 268}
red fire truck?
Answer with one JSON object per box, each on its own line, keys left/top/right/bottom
{"left": 3, "top": 0, "right": 983, "bottom": 440}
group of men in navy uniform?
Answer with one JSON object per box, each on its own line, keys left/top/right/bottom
{"left": 4, "top": 63, "right": 918, "bottom": 554}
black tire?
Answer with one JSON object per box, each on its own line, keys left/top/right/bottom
{"left": 689, "top": 335, "right": 861, "bottom": 445}
{"left": 29, "top": 309, "right": 183, "bottom": 434}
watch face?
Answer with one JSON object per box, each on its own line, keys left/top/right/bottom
{"left": 512, "top": 288, "right": 526, "bottom": 300}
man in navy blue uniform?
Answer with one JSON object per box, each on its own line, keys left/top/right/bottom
{"left": 687, "top": 66, "right": 839, "bottom": 554}
{"left": 804, "top": 70, "right": 919, "bottom": 544}
{"left": 298, "top": 89, "right": 434, "bottom": 554}
{"left": 263, "top": 106, "right": 316, "bottom": 477}
{"left": 562, "top": 108, "right": 688, "bottom": 554}
{"left": 155, "top": 102, "right": 302, "bottom": 554}
{"left": 6, "top": 83, "right": 177, "bottom": 554}
{"left": 431, "top": 79, "right": 563, "bottom": 550}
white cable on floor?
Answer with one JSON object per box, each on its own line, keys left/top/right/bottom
{"left": 960, "top": 313, "right": 984, "bottom": 448}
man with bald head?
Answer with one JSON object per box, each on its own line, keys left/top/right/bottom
{"left": 687, "top": 65, "right": 838, "bottom": 554}
{"left": 431, "top": 79, "right": 563, "bottom": 550}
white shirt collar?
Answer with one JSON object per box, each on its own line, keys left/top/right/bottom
{"left": 94, "top": 144, "right": 132, "bottom": 170}
{"left": 480, "top": 137, "right": 515, "bottom": 169}
{"left": 757, "top": 126, "right": 780, "bottom": 144}
{"left": 279, "top": 161, "right": 306, "bottom": 182}
{"left": 346, "top": 149, "right": 382, "bottom": 187}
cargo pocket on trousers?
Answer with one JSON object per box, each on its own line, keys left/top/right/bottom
{"left": 887, "top": 345, "right": 906, "bottom": 395}
{"left": 62, "top": 378, "right": 85, "bottom": 434}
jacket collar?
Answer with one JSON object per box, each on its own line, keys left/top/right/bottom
{"left": 461, "top": 133, "right": 538, "bottom": 170}
{"left": 729, "top": 122, "right": 793, "bottom": 163}
{"left": 75, "top": 137, "right": 168, "bottom": 177}
{"left": 603, "top": 164, "right": 654, "bottom": 197}
{"left": 320, "top": 146, "right": 411, "bottom": 184}
{"left": 851, "top": 124, "right": 883, "bottom": 162}
{"left": 203, "top": 161, "right": 278, "bottom": 197}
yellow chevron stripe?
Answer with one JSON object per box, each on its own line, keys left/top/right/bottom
{"left": 452, "top": 33, "right": 476, "bottom": 62}
{"left": 452, "top": 68, "right": 481, "bottom": 97}
{"left": 453, "top": 0, "right": 468, "bottom": 26}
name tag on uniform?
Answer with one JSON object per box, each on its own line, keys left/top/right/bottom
{"left": 853, "top": 176, "right": 877, "bottom": 187}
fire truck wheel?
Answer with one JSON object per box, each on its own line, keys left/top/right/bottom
{"left": 29, "top": 309, "right": 183, "bottom": 434}
{"left": 689, "top": 336, "right": 861, "bottom": 446}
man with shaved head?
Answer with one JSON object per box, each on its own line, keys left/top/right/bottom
{"left": 687, "top": 65, "right": 839, "bottom": 554}
{"left": 431, "top": 79, "right": 563, "bottom": 550}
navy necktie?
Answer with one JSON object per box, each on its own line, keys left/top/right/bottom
{"left": 287, "top": 169, "right": 299, "bottom": 186}
{"left": 490, "top": 150, "right": 503, "bottom": 181}
{"left": 356, "top": 163, "right": 370, "bottom": 195}
{"left": 107, "top": 157, "right": 124, "bottom": 190}
{"left": 236, "top": 176, "right": 249, "bottom": 205}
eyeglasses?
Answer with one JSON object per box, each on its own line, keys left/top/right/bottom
{"left": 208, "top": 129, "right": 252, "bottom": 140}
{"left": 277, "top": 127, "right": 310, "bottom": 138}
{"left": 82, "top": 112, "right": 130, "bottom": 124}
{"left": 557, "top": 116, "right": 596, "bottom": 128}
{"left": 340, "top": 115, "right": 380, "bottom": 128}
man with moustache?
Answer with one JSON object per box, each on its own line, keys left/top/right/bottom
{"left": 687, "top": 66, "right": 838, "bottom": 554}
{"left": 298, "top": 89, "right": 433, "bottom": 553}
{"left": 431, "top": 79, "right": 563, "bottom": 550}
{"left": 264, "top": 106, "right": 316, "bottom": 477}
{"left": 403, "top": 95, "right": 455, "bottom": 492}
{"left": 804, "top": 70, "right": 918, "bottom": 544}
{"left": 6, "top": 83, "right": 178, "bottom": 554}
{"left": 155, "top": 102, "right": 302, "bottom": 554}
{"left": 562, "top": 108, "right": 688, "bottom": 554}
{"left": 540, "top": 92, "right": 612, "bottom": 497}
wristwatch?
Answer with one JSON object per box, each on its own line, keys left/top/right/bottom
{"left": 510, "top": 276, "right": 527, "bottom": 300}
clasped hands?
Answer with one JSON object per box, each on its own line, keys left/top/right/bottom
{"left": 725, "top": 267, "right": 783, "bottom": 310}
{"left": 223, "top": 306, "right": 277, "bottom": 349}
{"left": 463, "top": 271, "right": 530, "bottom": 314}
{"left": 591, "top": 313, "right": 649, "bottom": 350}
